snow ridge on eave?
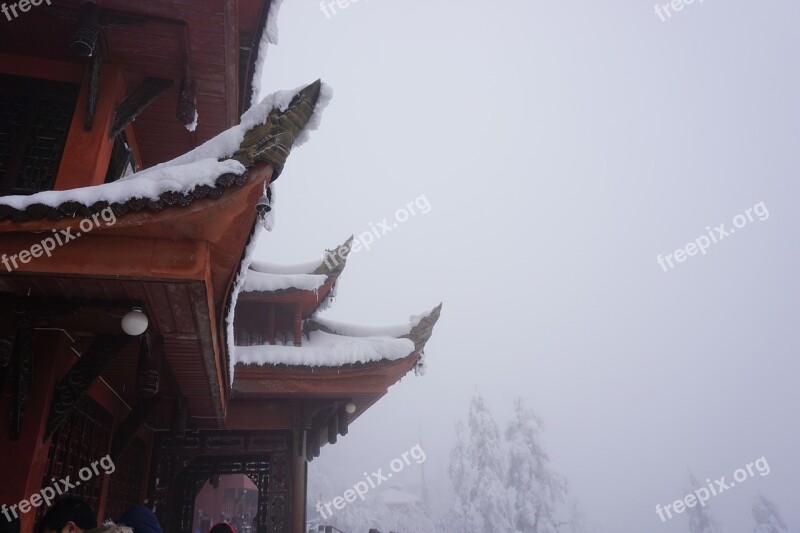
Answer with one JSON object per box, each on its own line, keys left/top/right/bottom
{"left": 225, "top": 213, "right": 268, "bottom": 386}
{"left": 140, "top": 80, "right": 332, "bottom": 176}
{"left": 242, "top": 270, "right": 328, "bottom": 293}
{"left": 249, "top": 258, "right": 323, "bottom": 275}
{"left": 0, "top": 159, "right": 245, "bottom": 211}
{"left": 0, "top": 81, "right": 332, "bottom": 213}
{"left": 309, "top": 305, "right": 438, "bottom": 339}
{"left": 235, "top": 330, "right": 415, "bottom": 368}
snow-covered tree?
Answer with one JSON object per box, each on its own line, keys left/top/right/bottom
{"left": 752, "top": 494, "right": 788, "bottom": 533}
{"left": 307, "top": 455, "right": 436, "bottom": 532}
{"left": 686, "top": 475, "right": 724, "bottom": 533}
{"left": 506, "top": 397, "right": 569, "bottom": 533}
{"left": 446, "top": 420, "right": 476, "bottom": 529}
{"left": 447, "top": 394, "right": 513, "bottom": 532}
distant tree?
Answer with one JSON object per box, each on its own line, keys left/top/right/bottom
{"left": 752, "top": 494, "right": 788, "bottom": 533}
{"left": 447, "top": 394, "right": 513, "bottom": 532}
{"left": 506, "top": 397, "right": 575, "bottom": 533}
{"left": 446, "top": 420, "right": 476, "bottom": 530}
{"left": 686, "top": 475, "right": 724, "bottom": 533}
{"left": 467, "top": 394, "right": 514, "bottom": 532}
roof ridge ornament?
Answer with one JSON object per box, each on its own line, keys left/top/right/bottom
{"left": 403, "top": 303, "right": 443, "bottom": 352}
{"left": 315, "top": 235, "right": 355, "bottom": 275}
{"left": 231, "top": 79, "right": 323, "bottom": 179}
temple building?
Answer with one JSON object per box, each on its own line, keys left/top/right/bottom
{"left": 0, "top": 1, "right": 440, "bottom": 532}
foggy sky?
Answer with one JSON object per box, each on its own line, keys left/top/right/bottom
{"left": 253, "top": 1, "right": 800, "bottom": 530}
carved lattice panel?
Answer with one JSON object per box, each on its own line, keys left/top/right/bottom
{"left": 37, "top": 396, "right": 113, "bottom": 520}
{"left": 104, "top": 437, "right": 146, "bottom": 521}
{"left": 0, "top": 74, "right": 79, "bottom": 195}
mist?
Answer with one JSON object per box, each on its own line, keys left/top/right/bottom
{"left": 254, "top": 1, "right": 800, "bottom": 530}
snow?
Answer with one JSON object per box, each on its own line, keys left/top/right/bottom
{"left": 141, "top": 80, "right": 332, "bottom": 174}
{"left": 242, "top": 270, "right": 328, "bottom": 293}
{"left": 235, "top": 330, "right": 414, "bottom": 367}
{"left": 250, "top": 0, "right": 285, "bottom": 108}
{"left": 0, "top": 81, "right": 332, "bottom": 212}
{"left": 226, "top": 218, "right": 266, "bottom": 383}
{"left": 262, "top": 183, "right": 276, "bottom": 231}
{"left": 249, "top": 258, "right": 322, "bottom": 275}
{"left": 185, "top": 110, "right": 198, "bottom": 132}
{"left": 0, "top": 158, "right": 245, "bottom": 210}
{"left": 222, "top": 81, "right": 332, "bottom": 383}
{"left": 311, "top": 313, "right": 425, "bottom": 338}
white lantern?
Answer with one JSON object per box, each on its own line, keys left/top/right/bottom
{"left": 122, "top": 308, "right": 149, "bottom": 336}
{"left": 344, "top": 402, "right": 356, "bottom": 414}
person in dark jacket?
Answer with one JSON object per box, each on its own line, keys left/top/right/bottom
{"left": 209, "top": 523, "right": 235, "bottom": 533}
{"left": 37, "top": 496, "right": 97, "bottom": 533}
{"left": 117, "top": 505, "right": 162, "bottom": 533}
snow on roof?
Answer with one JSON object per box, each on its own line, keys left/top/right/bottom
{"left": 242, "top": 270, "right": 328, "bottom": 293}
{"left": 0, "top": 158, "right": 245, "bottom": 211}
{"left": 0, "top": 81, "right": 332, "bottom": 213}
{"left": 249, "top": 259, "right": 322, "bottom": 275}
{"left": 226, "top": 217, "right": 266, "bottom": 384}
{"left": 235, "top": 330, "right": 415, "bottom": 367}
{"left": 250, "top": 0, "right": 284, "bottom": 108}
{"left": 308, "top": 315, "right": 425, "bottom": 339}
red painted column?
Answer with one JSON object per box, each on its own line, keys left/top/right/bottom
{"left": 291, "top": 430, "right": 307, "bottom": 533}
{"left": 267, "top": 304, "right": 276, "bottom": 345}
{"left": 55, "top": 64, "right": 126, "bottom": 190}
{"left": 293, "top": 305, "right": 302, "bottom": 347}
{"left": 0, "top": 331, "right": 73, "bottom": 533}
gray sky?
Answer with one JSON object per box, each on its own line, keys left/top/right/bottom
{"left": 255, "top": 1, "right": 800, "bottom": 530}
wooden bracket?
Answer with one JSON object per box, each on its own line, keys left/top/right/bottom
{"left": 135, "top": 331, "right": 162, "bottom": 397}
{"left": 110, "top": 397, "right": 160, "bottom": 461}
{"left": 9, "top": 320, "right": 33, "bottom": 441}
{"left": 71, "top": 1, "right": 101, "bottom": 58}
{"left": 84, "top": 39, "right": 102, "bottom": 131}
{"left": 44, "top": 334, "right": 131, "bottom": 440}
{"left": 176, "top": 54, "right": 198, "bottom": 128}
{"left": 110, "top": 77, "right": 173, "bottom": 139}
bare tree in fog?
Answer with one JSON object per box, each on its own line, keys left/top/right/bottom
{"left": 686, "top": 474, "right": 725, "bottom": 533}
{"left": 752, "top": 494, "right": 788, "bottom": 533}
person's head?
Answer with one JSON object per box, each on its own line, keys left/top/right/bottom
{"left": 0, "top": 514, "right": 19, "bottom": 533}
{"left": 208, "top": 524, "right": 235, "bottom": 533}
{"left": 118, "top": 505, "right": 162, "bottom": 533}
{"left": 37, "top": 496, "right": 97, "bottom": 533}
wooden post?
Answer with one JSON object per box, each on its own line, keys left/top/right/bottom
{"left": 293, "top": 305, "right": 302, "bottom": 347}
{"left": 0, "top": 331, "right": 75, "bottom": 533}
{"left": 337, "top": 406, "right": 349, "bottom": 437}
{"left": 56, "top": 64, "right": 126, "bottom": 190}
{"left": 327, "top": 413, "right": 338, "bottom": 445}
{"left": 176, "top": 54, "right": 197, "bottom": 128}
{"left": 267, "top": 304, "right": 276, "bottom": 345}
{"left": 71, "top": 1, "right": 101, "bottom": 58}
{"left": 291, "top": 431, "right": 308, "bottom": 533}
{"left": 135, "top": 332, "right": 162, "bottom": 397}
{"left": 171, "top": 396, "right": 188, "bottom": 437}
{"left": 84, "top": 41, "right": 102, "bottom": 131}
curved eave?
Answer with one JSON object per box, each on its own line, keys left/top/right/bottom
{"left": 0, "top": 164, "right": 273, "bottom": 308}
{"left": 231, "top": 351, "right": 420, "bottom": 398}
{"left": 237, "top": 274, "right": 339, "bottom": 317}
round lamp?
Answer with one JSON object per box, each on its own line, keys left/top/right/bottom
{"left": 122, "top": 308, "right": 149, "bottom": 336}
{"left": 344, "top": 402, "right": 356, "bottom": 414}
